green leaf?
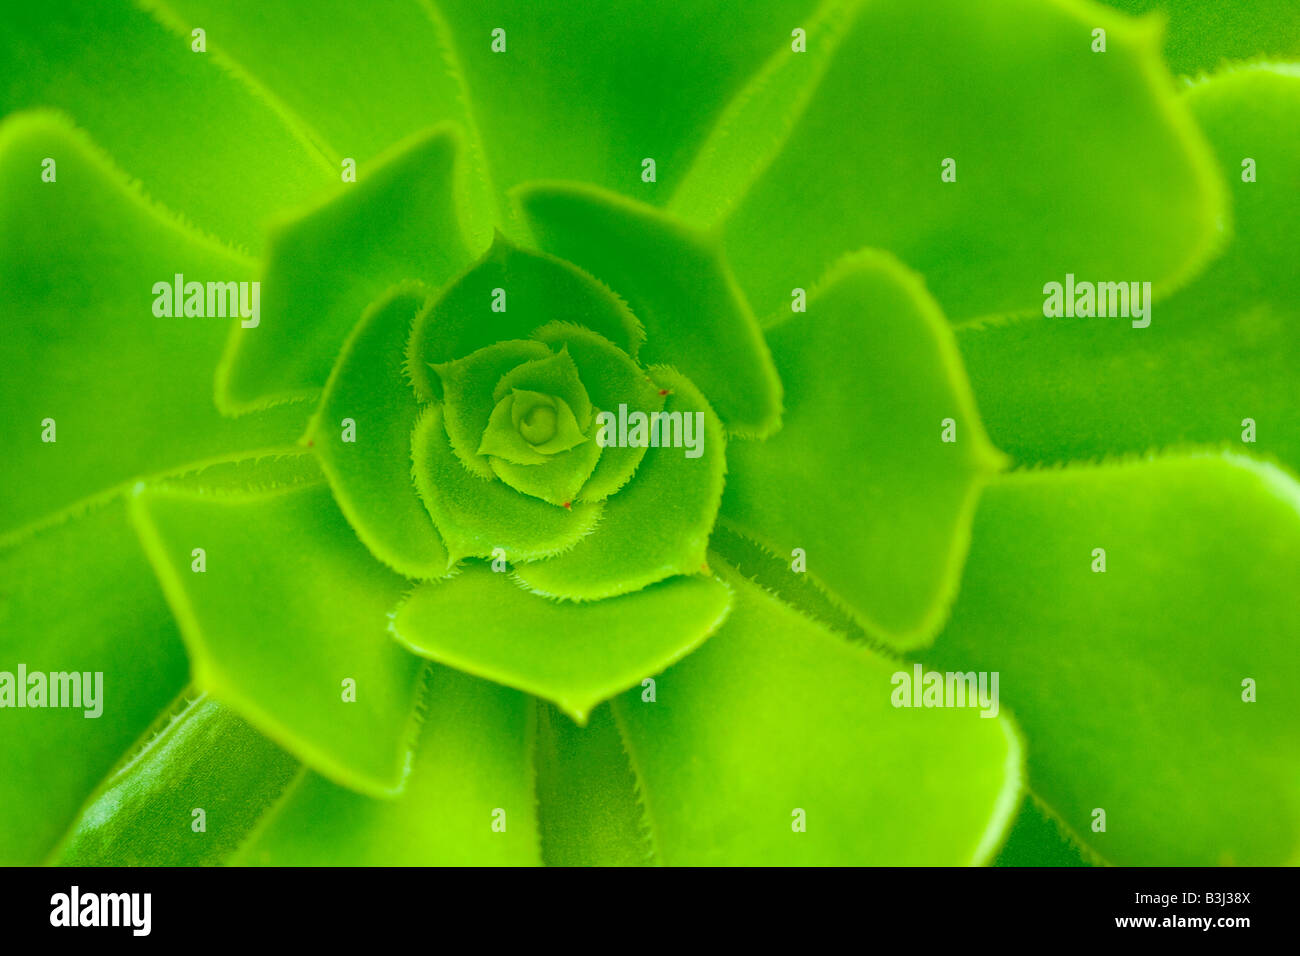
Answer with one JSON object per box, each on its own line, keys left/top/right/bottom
{"left": 434, "top": 339, "right": 554, "bottom": 477}
{"left": 535, "top": 702, "right": 653, "bottom": 866}
{"left": 154, "top": 0, "right": 498, "bottom": 244}
{"left": 411, "top": 404, "right": 604, "bottom": 562}
{"left": 434, "top": 0, "right": 823, "bottom": 208}
{"left": 51, "top": 695, "right": 300, "bottom": 866}
{"left": 129, "top": 476, "right": 428, "bottom": 796}
{"left": 921, "top": 454, "right": 1300, "bottom": 865}
{"left": 532, "top": 322, "right": 666, "bottom": 503}
{"left": 513, "top": 367, "right": 727, "bottom": 600}
{"left": 688, "top": 0, "right": 1228, "bottom": 322}
{"left": 0, "top": 498, "right": 188, "bottom": 864}
{"left": 217, "top": 125, "right": 473, "bottom": 413}
{"left": 235, "top": 666, "right": 540, "bottom": 866}
{"left": 0, "top": 1, "right": 332, "bottom": 252}
{"left": 408, "top": 232, "right": 644, "bottom": 401}
{"left": 960, "top": 65, "right": 1300, "bottom": 474}
{"left": 0, "top": 111, "right": 307, "bottom": 539}
{"left": 722, "top": 250, "right": 1004, "bottom": 649}
{"left": 1098, "top": 0, "right": 1300, "bottom": 75}
{"left": 612, "top": 558, "right": 1023, "bottom": 865}
{"left": 307, "top": 282, "right": 451, "bottom": 579}
{"left": 482, "top": 392, "right": 602, "bottom": 506}
{"left": 994, "top": 795, "right": 1094, "bottom": 867}
{"left": 515, "top": 182, "right": 782, "bottom": 437}
{"left": 392, "top": 563, "right": 732, "bottom": 722}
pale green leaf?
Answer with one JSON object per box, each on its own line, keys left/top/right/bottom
{"left": 51, "top": 694, "right": 300, "bottom": 866}
{"left": 613, "top": 559, "right": 1022, "bottom": 865}
{"left": 922, "top": 454, "right": 1300, "bottom": 865}
{"left": 0, "top": 1, "right": 332, "bottom": 252}
{"left": 0, "top": 111, "right": 307, "bottom": 539}
{"left": 235, "top": 666, "right": 540, "bottom": 866}
{"left": 407, "top": 232, "right": 643, "bottom": 401}
{"left": 515, "top": 182, "right": 782, "bottom": 437}
{"left": 217, "top": 125, "right": 473, "bottom": 413}
{"left": 513, "top": 367, "right": 727, "bottom": 600}
{"left": 129, "top": 477, "right": 428, "bottom": 796}
{"left": 960, "top": 65, "right": 1300, "bottom": 474}
{"left": 690, "top": 0, "right": 1227, "bottom": 322}
{"left": 0, "top": 498, "right": 188, "bottom": 864}
{"left": 722, "top": 250, "right": 1004, "bottom": 649}
{"left": 535, "top": 702, "right": 653, "bottom": 866}
{"left": 307, "top": 282, "right": 451, "bottom": 579}
{"left": 392, "top": 563, "right": 732, "bottom": 722}
{"left": 411, "top": 403, "right": 604, "bottom": 561}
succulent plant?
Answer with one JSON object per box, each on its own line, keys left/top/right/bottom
{"left": 2, "top": 0, "right": 1298, "bottom": 866}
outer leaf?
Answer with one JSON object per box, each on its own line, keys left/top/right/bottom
{"left": 307, "top": 282, "right": 451, "bottom": 579}
{"left": 434, "top": 0, "right": 821, "bottom": 208}
{"left": 0, "top": 1, "right": 331, "bottom": 252}
{"left": 960, "top": 65, "right": 1300, "bottom": 474}
{"left": 155, "top": 0, "right": 497, "bottom": 243}
{"left": 535, "top": 703, "right": 653, "bottom": 866}
{"left": 407, "top": 232, "right": 643, "bottom": 400}
{"left": 922, "top": 454, "right": 1300, "bottom": 865}
{"left": 217, "top": 125, "right": 473, "bottom": 413}
{"left": 513, "top": 367, "right": 727, "bottom": 600}
{"left": 688, "top": 0, "right": 1227, "bottom": 322}
{"left": 392, "top": 563, "right": 732, "bottom": 723}
{"left": 235, "top": 667, "right": 540, "bottom": 866}
{"left": 0, "top": 499, "right": 188, "bottom": 864}
{"left": 722, "top": 250, "right": 1004, "bottom": 649}
{"left": 516, "top": 182, "right": 782, "bottom": 437}
{"left": 130, "top": 477, "right": 428, "bottom": 796}
{"left": 1099, "top": 0, "right": 1300, "bottom": 75}
{"left": 0, "top": 111, "right": 306, "bottom": 538}
{"left": 994, "top": 795, "right": 1093, "bottom": 867}
{"left": 612, "top": 559, "right": 1023, "bottom": 865}
{"left": 51, "top": 695, "right": 300, "bottom": 866}
{"left": 411, "top": 404, "right": 603, "bottom": 561}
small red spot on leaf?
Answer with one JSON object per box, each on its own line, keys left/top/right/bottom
{"left": 659, "top": 389, "right": 669, "bottom": 396}
{"left": 563, "top": 501, "right": 572, "bottom": 510}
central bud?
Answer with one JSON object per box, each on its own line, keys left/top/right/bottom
{"left": 520, "top": 403, "right": 558, "bottom": 445}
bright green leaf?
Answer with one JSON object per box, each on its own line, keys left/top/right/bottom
{"left": 307, "top": 282, "right": 451, "bottom": 579}
{"left": 51, "top": 694, "right": 300, "bottom": 866}
{"left": 0, "top": 111, "right": 307, "bottom": 538}
{"left": 532, "top": 322, "right": 666, "bottom": 503}
{"left": 921, "top": 454, "right": 1300, "bottom": 866}
{"left": 0, "top": 1, "right": 332, "bottom": 252}
{"left": 722, "top": 250, "right": 1004, "bottom": 649}
{"left": 515, "top": 182, "right": 782, "bottom": 437}
{"left": 217, "top": 125, "right": 473, "bottom": 413}
{"left": 695, "top": 0, "right": 1227, "bottom": 322}
{"left": 0, "top": 498, "right": 188, "bottom": 864}
{"left": 535, "top": 702, "right": 653, "bottom": 866}
{"left": 392, "top": 563, "right": 732, "bottom": 722}
{"left": 960, "top": 65, "right": 1300, "bottom": 474}
{"left": 513, "top": 367, "right": 726, "bottom": 600}
{"left": 130, "top": 477, "right": 428, "bottom": 796}
{"left": 408, "top": 232, "right": 643, "bottom": 400}
{"left": 235, "top": 666, "right": 540, "bottom": 866}
{"left": 1098, "top": 0, "right": 1300, "bottom": 75}
{"left": 612, "top": 559, "right": 1023, "bottom": 865}
{"left": 411, "top": 403, "right": 603, "bottom": 561}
